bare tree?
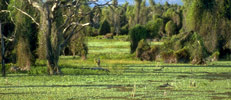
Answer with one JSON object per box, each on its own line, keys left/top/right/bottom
{"left": 9, "top": 0, "right": 112, "bottom": 75}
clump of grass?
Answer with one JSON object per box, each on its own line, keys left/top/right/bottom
{"left": 28, "top": 66, "right": 47, "bottom": 75}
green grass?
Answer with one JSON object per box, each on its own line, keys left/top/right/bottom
{"left": 0, "top": 35, "right": 231, "bottom": 100}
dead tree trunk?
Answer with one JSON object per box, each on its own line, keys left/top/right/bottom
{"left": 0, "top": 21, "right": 6, "bottom": 77}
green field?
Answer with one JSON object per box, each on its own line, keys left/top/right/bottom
{"left": 0, "top": 36, "right": 231, "bottom": 100}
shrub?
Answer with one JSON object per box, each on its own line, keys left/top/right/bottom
{"left": 135, "top": 40, "right": 162, "bottom": 61}
{"left": 208, "top": 51, "right": 220, "bottom": 62}
{"left": 142, "top": 45, "right": 161, "bottom": 61}
{"left": 28, "top": 67, "right": 47, "bottom": 75}
{"left": 120, "top": 24, "right": 129, "bottom": 35}
{"left": 134, "top": 32, "right": 204, "bottom": 64}
{"left": 161, "top": 31, "right": 208, "bottom": 64}
{"left": 86, "top": 26, "right": 99, "bottom": 36}
{"left": 165, "top": 20, "right": 177, "bottom": 36}
{"left": 129, "top": 24, "right": 148, "bottom": 53}
{"left": 145, "top": 18, "right": 165, "bottom": 38}
{"left": 104, "top": 33, "right": 114, "bottom": 39}
{"left": 174, "top": 47, "right": 190, "bottom": 63}
{"left": 70, "top": 34, "right": 88, "bottom": 60}
{"left": 136, "top": 39, "right": 150, "bottom": 59}
{"left": 99, "top": 19, "right": 111, "bottom": 35}
{"left": 161, "top": 49, "right": 177, "bottom": 63}
{"left": 163, "top": 8, "right": 182, "bottom": 28}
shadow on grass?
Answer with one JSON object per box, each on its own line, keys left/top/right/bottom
{"left": 0, "top": 84, "right": 134, "bottom": 88}
{"left": 0, "top": 91, "right": 48, "bottom": 95}
{"left": 194, "top": 72, "right": 231, "bottom": 81}
{"left": 125, "top": 65, "right": 231, "bottom": 68}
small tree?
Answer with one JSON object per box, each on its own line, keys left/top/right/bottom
{"left": 129, "top": 24, "right": 148, "bottom": 53}
{"left": 70, "top": 31, "right": 88, "bottom": 60}
{"left": 99, "top": 19, "right": 111, "bottom": 35}
{"left": 165, "top": 20, "right": 177, "bottom": 36}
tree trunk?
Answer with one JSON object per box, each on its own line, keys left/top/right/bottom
{"left": 40, "top": 6, "right": 62, "bottom": 75}
{"left": 1, "top": 21, "right": 6, "bottom": 77}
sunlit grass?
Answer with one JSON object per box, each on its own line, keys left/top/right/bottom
{"left": 0, "top": 35, "right": 231, "bottom": 100}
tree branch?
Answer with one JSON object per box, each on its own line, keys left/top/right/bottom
{"left": 27, "top": 0, "right": 44, "bottom": 12}
{"left": 59, "top": 12, "right": 75, "bottom": 30}
{"left": 0, "top": 10, "right": 10, "bottom": 13}
{"left": 6, "top": 2, "right": 40, "bottom": 26}
{"left": 88, "top": 0, "right": 112, "bottom": 7}
{"left": 62, "top": 22, "right": 89, "bottom": 35}
{"left": 0, "top": 33, "right": 15, "bottom": 42}
{"left": 51, "top": 0, "right": 60, "bottom": 12}
{"left": 60, "top": 25, "right": 85, "bottom": 49}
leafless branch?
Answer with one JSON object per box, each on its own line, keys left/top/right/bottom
{"left": 62, "top": 22, "right": 89, "bottom": 34}
{"left": 0, "top": 10, "right": 10, "bottom": 13}
{"left": 51, "top": 0, "right": 61, "bottom": 12}
{"left": 59, "top": 12, "right": 75, "bottom": 30}
{"left": 88, "top": 0, "right": 113, "bottom": 7}
{"left": 0, "top": 34, "right": 15, "bottom": 42}
{"left": 71, "top": 22, "right": 90, "bottom": 26}
{"left": 60, "top": 25, "right": 85, "bottom": 49}
{"left": 27, "top": 0, "right": 44, "bottom": 12}
{"left": 6, "top": 2, "right": 40, "bottom": 26}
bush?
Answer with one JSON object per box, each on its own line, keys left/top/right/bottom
{"left": 174, "top": 47, "right": 190, "bottom": 63}
{"left": 120, "top": 24, "right": 129, "bottom": 35}
{"left": 142, "top": 45, "right": 161, "bottom": 61}
{"left": 145, "top": 18, "right": 165, "bottom": 38}
{"left": 135, "top": 39, "right": 162, "bottom": 61}
{"left": 162, "top": 31, "right": 208, "bottom": 64}
{"left": 134, "top": 32, "right": 206, "bottom": 64}
{"left": 129, "top": 24, "right": 148, "bottom": 53}
{"left": 136, "top": 39, "right": 150, "bottom": 59}
{"left": 99, "top": 19, "right": 111, "bottom": 35}
{"left": 165, "top": 20, "right": 177, "bottom": 36}
{"left": 86, "top": 26, "right": 98, "bottom": 36}
{"left": 70, "top": 34, "right": 88, "bottom": 60}
{"left": 163, "top": 8, "right": 182, "bottom": 28}
{"left": 208, "top": 51, "right": 220, "bottom": 62}
{"left": 28, "top": 66, "right": 47, "bottom": 75}
{"left": 104, "top": 33, "right": 114, "bottom": 39}
{"left": 161, "top": 50, "right": 177, "bottom": 63}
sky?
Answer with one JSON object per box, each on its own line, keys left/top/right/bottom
{"left": 97, "top": 0, "right": 183, "bottom": 5}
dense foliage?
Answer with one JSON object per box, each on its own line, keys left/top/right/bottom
{"left": 145, "top": 18, "right": 165, "bottom": 38}
{"left": 8, "top": 0, "right": 38, "bottom": 70}
{"left": 1, "top": 0, "right": 231, "bottom": 76}
{"left": 99, "top": 19, "right": 111, "bottom": 35}
{"left": 184, "top": 0, "right": 231, "bottom": 59}
{"left": 129, "top": 25, "right": 148, "bottom": 53}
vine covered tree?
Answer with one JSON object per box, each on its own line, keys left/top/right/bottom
{"left": 8, "top": 0, "right": 38, "bottom": 71}
{"left": 183, "top": 0, "right": 231, "bottom": 58}
{"left": 8, "top": 0, "right": 112, "bottom": 75}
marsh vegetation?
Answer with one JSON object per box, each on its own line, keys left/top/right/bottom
{"left": 1, "top": 0, "right": 231, "bottom": 99}
{"left": 0, "top": 36, "right": 231, "bottom": 99}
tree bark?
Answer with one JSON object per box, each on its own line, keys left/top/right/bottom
{"left": 39, "top": 5, "right": 61, "bottom": 75}
{"left": 1, "top": 21, "right": 6, "bottom": 77}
